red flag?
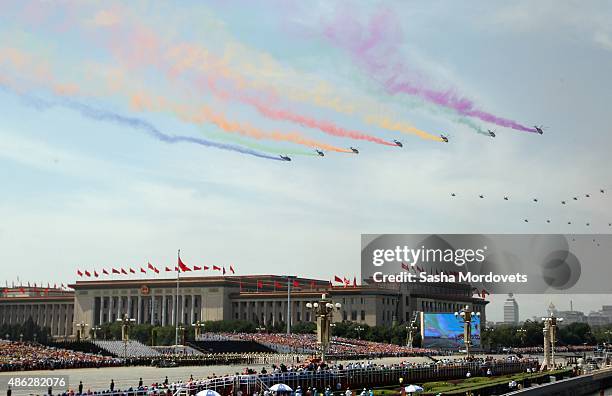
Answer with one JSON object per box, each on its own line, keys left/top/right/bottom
{"left": 401, "top": 262, "right": 410, "bottom": 271}
{"left": 193, "top": 265, "right": 202, "bottom": 271}
{"left": 147, "top": 262, "right": 156, "bottom": 271}
{"left": 140, "top": 267, "right": 146, "bottom": 273}
{"left": 223, "top": 267, "right": 226, "bottom": 275}
{"left": 213, "top": 265, "right": 221, "bottom": 271}
{"left": 257, "top": 280, "right": 263, "bottom": 290}
{"left": 94, "top": 271, "right": 99, "bottom": 278}
{"left": 103, "top": 269, "right": 109, "bottom": 275}
{"left": 230, "top": 265, "right": 235, "bottom": 274}
{"left": 334, "top": 275, "right": 343, "bottom": 283}
{"left": 343, "top": 277, "right": 350, "bottom": 287}
{"left": 353, "top": 276, "right": 357, "bottom": 287}
{"left": 153, "top": 266, "right": 159, "bottom": 274}
{"left": 84, "top": 270, "right": 91, "bottom": 277}
{"left": 120, "top": 268, "right": 128, "bottom": 275}
{"left": 112, "top": 268, "right": 120, "bottom": 274}
{"left": 293, "top": 280, "right": 299, "bottom": 288}
{"left": 203, "top": 266, "right": 209, "bottom": 270}
{"left": 77, "top": 270, "right": 83, "bottom": 277}
{"left": 165, "top": 266, "right": 172, "bottom": 272}
{"left": 129, "top": 268, "right": 136, "bottom": 274}
{"left": 178, "top": 256, "right": 191, "bottom": 272}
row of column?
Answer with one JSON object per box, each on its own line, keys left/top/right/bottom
{"left": 235, "top": 300, "right": 314, "bottom": 327}
{"left": 0, "top": 303, "right": 73, "bottom": 337}
{"left": 96, "top": 294, "right": 201, "bottom": 326}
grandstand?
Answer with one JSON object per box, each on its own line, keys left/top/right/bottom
{"left": 189, "top": 340, "right": 275, "bottom": 354}
{"left": 93, "top": 340, "right": 161, "bottom": 357}
{"left": 48, "top": 340, "right": 113, "bottom": 356}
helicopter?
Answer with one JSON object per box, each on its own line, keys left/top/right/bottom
{"left": 350, "top": 147, "right": 359, "bottom": 154}
{"left": 488, "top": 129, "right": 496, "bottom": 138}
{"left": 279, "top": 155, "right": 292, "bottom": 161}
{"left": 440, "top": 135, "right": 449, "bottom": 143}
{"left": 315, "top": 149, "right": 324, "bottom": 157}
{"left": 534, "top": 125, "right": 545, "bottom": 134}
{"left": 393, "top": 139, "right": 403, "bottom": 147}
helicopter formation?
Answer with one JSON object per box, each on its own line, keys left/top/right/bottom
{"left": 276, "top": 124, "right": 544, "bottom": 161}
{"left": 450, "top": 187, "right": 610, "bottom": 227}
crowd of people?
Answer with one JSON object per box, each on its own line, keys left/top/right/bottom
{"left": 199, "top": 332, "right": 436, "bottom": 357}
{"left": 0, "top": 340, "right": 122, "bottom": 372}
{"left": 505, "top": 345, "right": 596, "bottom": 354}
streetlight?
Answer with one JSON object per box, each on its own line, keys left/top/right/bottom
{"left": 177, "top": 325, "right": 186, "bottom": 346}
{"left": 91, "top": 326, "right": 101, "bottom": 340}
{"left": 117, "top": 314, "right": 136, "bottom": 359}
{"left": 355, "top": 326, "right": 364, "bottom": 340}
{"left": 75, "top": 322, "right": 89, "bottom": 342}
{"left": 406, "top": 313, "right": 419, "bottom": 348}
{"left": 455, "top": 305, "right": 480, "bottom": 358}
{"left": 33, "top": 333, "right": 37, "bottom": 343}
{"left": 19, "top": 333, "right": 23, "bottom": 342}
{"left": 541, "top": 313, "right": 563, "bottom": 370}
{"left": 306, "top": 294, "right": 341, "bottom": 361}
{"left": 517, "top": 328, "right": 527, "bottom": 347}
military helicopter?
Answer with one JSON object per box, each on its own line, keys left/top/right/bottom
{"left": 534, "top": 125, "right": 545, "bottom": 134}
{"left": 393, "top": 139, "right": 403, "bottom": 147}
{"left": 488, "top": 129, "right": 496, "bottom": 138}
{"left": 315, "top": 149, "right": 324, "bottom": 157}
{"left": 279, "top": 155, "right": 292, "bottom": 161}
{"left": 440, "top": 135, "right": 449, "bottom": 143}
{"left": 350, "top": 147, "right": 359, "bottom": 154}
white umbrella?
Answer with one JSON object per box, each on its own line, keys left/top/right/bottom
{"left": 269, "top": 383, "right": 293, "bottom": 392}
{"left": 196, "top": 390, "right": 222, "bottom": 396}
{"left": 404, "top": 385, "right": 424, "bottom": 393}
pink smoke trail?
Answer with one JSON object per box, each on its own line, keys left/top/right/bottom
{"left": 322, "top": 8, "right": 537, "bottom": 133}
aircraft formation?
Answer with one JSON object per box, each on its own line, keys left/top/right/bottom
{"left": 450, "top": 187, "right": 610, "bottom": 228}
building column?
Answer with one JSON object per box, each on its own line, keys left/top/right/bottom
{"left": 127, "top": 295, "right": 132, "bottom": 319}
{"left": 180, "top": 295, "right": 184, "bottom": 325}
{"left": 107, "top": 296, "right": 112, "bottom": 323}
{"left": 150, "top": 296, "right": 155, "bottom": 325}
{"left": 161, "top": 295, "right": 166, "bottom": 326}
{"left": 188, "top": 296, "right": 193, "bottom": 324}
{"left": 116, "top": 296, "right": 121, "bottom": 319}
{"left": 137, "top": 295, "right": 142, "bottom": 324}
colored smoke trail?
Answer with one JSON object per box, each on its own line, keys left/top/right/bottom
{"left": 202, "top": 129, "right": 319, "bottom": 157}
{"left": 62, "top": 101, "right": 284, "bottom": 161}
{"left": 7, "top": 89, "right": 285, "bottom": 161}
{"left": 365, "top": 115, "right": 444, "bottom": 142}
{"left": 322, "top": 8, "right": 537, "bottom": 133}
{"left": 130, "top": 92, "right": 354, "bottom": 153}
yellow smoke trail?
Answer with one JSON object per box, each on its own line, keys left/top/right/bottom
{"left": 365, "top": 115, "right": 444, "bottom": 142}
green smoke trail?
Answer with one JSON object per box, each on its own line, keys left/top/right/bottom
{"left": 201, "top": 129, "right": 319, "bottom": 156}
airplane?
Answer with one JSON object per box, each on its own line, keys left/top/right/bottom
{"left": 488, "top": 129, "right": 496, "bottom": 138}
{"left": 534, "top": 125, "right": 545, "bottom": 134}
{"left": 315, "top": 149, "right": 324, "bottom": 157}
{"left": 393, "top": 139, "right": 403, "bottom": 147}
{"left": 279, "top": 155, "right": 292, "bottom": 161}
{"left": 440, "top": 135, "right": 449, "bottom": 143}
{"left": 350, "top": 147, "right": 359, "bottom": 154}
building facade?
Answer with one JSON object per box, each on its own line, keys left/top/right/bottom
{"left": 503, "top": 293, "right": 519, "bottom": 325}
{"left": 1, "top": 275, "right": 487, "bottom": 339}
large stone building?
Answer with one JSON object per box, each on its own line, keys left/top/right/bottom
{"left": 1, "top": 275, "right": 487, "bottom": 339}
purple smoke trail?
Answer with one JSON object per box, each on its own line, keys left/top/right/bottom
{"left": 322, "top": 8, "right": 536, "bottom": 133}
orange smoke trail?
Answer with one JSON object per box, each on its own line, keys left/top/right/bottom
{"left": 130, "top": 92, "right": 353, "bottom": 153}
{"left": 366, "top": 115, "right": 444, "bottom": 142}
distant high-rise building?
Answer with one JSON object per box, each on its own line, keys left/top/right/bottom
{"left": 503, "top": 293, "right": 519, "bottom": 324}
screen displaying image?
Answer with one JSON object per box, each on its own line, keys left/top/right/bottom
{"left": 421, "top": 312, "right": 481, "bottom": 349}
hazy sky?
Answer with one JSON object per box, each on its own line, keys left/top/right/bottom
{"left": 1, "top": 1, "right": 611, "bottom": 322}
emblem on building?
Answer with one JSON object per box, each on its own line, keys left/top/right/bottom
{"left": 140, "top": 285, "right": 150, "bottom": 295}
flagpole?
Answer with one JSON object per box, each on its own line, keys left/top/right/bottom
{"left": 175, "top": 249, "right": 180, "bottom": 347}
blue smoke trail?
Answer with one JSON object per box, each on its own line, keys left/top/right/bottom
{"left": 0, "top": 85, "right": 283, "bottom": 161}
{"left": 62, "top": 100, "right": 284, "bottom": 161}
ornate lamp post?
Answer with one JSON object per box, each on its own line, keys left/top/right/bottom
{"left": 455, "top": 305, "right": 480, "bottom": 358}
{"left": 306, "top": 293, "right": 341, "bottom": 361}
{"left": 177, "top": 325, "right": 186, "bottom": 346}
{"left": 516, "top": 328, "right": 527, "bottom": 346}
{"left": 91, "top": 326, "right": 101, "bottom": 340}
{"left": 117, "top": 314, "right": 136, "bottom": 359}
{"left": 192, "top": 321, "right": 204, "bottom": 340}
{"left": 541, "top": 313, "right": 563, "bottom": 370}
{"left": 406, "top": 313, "right": 419, "bottom": 348}
{"left": 355, "top": 325, "right": 364, "bottom": 340}
{"left": 75, "top": 322, "right": 89, "bottom": 341}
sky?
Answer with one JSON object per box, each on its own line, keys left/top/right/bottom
{"left": 1, "top": 1, "right": 611, "bottom": 322}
